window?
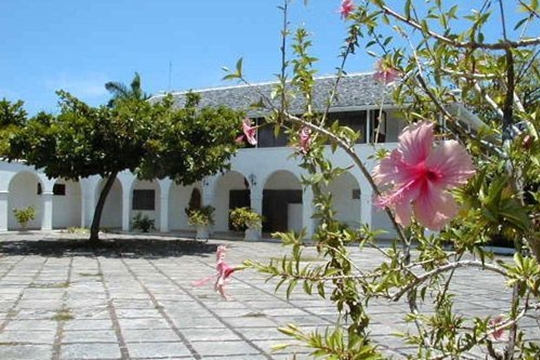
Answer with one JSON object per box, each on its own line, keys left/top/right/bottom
{"left": 53, "top": 184, "right": 66, "bottom": 196}
{"left": 352, "top": 189, "right": 361, "bottom": 200}
{"left": 37, "top": 183, "right": 66, "bottom": 195}
{"left": 370, "top": 110, "right": 387, "bottom": 143}
{"left": 133, "top": 190, "right": 155, "bottom": 210}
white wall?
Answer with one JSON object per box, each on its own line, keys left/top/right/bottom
{"left": 326, "top": 172, "right": 362, "bottom": 228}
{"left": 100, "top": 179, "right": 122, "bottom": 229}
{"left": 52, "top": 180, "right": 82, "bottom": 229}
{"left": 169, "top": 183, "right": 198, "bottom": 231}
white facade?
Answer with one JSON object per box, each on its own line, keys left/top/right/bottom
{"left": 0, "top": 76, "right": 406, "bottom": 239}
{"left": 0, "top": 141, "right": 400, "bottom": 239}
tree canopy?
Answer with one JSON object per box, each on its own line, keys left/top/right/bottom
{"left": 2, "top": 75, "right": 244, "bottom": 242}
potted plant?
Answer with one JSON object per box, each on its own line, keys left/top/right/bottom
{"left": 187, "top": 205, "right": 215, "bottom": 240}
{"left": 230, "top": 207, "right": 263, "bottom": 241}
{"left": 132, "top": 212, "right": 155, "bottom": 233}
{"left": 13, "top": 206, "right": 35, "bottom": 230}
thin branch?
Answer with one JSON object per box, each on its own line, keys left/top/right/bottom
{"left": 518, "top": 0, "right": 540, "bottom": 20}
{"left": 379, "top": 4, "right": 540, "bottom": 50}
{"left": 390, "top": 260, "right": 507, "bottom": 301}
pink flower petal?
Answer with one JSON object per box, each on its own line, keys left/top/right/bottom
{"left": 394, "top": 201, "right": 413, "bottom": 227}
{"left": 413, "top": 185, "right": 458, "bottom": 230}
{"left": 339, "top": 0, "right": 355, "bottom": 19}
{"left": 240, "top": 118, "right": 257, "bottom": 146}
{"left": 299, "top": 126, "right": 312, "bottom": 153}
{"left": 426, "top": 140, "right": 475, "bottom": 188}
{"left": 373, "top": 59, "right": 401, "bottom": 84}
{"left": 489, "top": 315, "right": 508, "bottom": 341}
{"left": 372, "top": 121, "right": 475, "bottom": 229}
{"left": 398, "top": 122, "right": 434, "bottom": 165}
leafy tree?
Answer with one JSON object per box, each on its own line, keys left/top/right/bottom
{"left": 104, "top": 72, "right": 149, "bottom": 107}
{"left": 4, "top": 79, "right": 243, "bottom": 244}
{"left": 228, "top": 0, "right": 540, "bottom": 358}
{"left": 0, "top": 99, "right": 27, "bottom": 153}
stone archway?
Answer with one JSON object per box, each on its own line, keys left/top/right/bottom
{"left": 8, "top": 171, "right": 43, "bottom": 230}
{"left": 214, "top": 171, "right": 250, "bottom": 232}
{"left": 262, "top": 170, "right": 302, "bottom": 233}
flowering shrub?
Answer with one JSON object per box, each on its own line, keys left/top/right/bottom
{"left": 12, "top": 206, "right": 35, "bottom": 229}
{"left": 186, "top": 205, "right": 215, "bottom": 226}
{"left": 229, "top": 207, "right": 263, "bottom": 231}
{"left": 226, "top": 0, "right": 540, "bottom": 358}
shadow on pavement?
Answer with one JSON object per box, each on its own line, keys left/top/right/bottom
{"left": 0, "top": 237, "right": 217, "bottom": 259}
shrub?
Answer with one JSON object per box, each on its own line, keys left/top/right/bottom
{"left": 187, "top": 205, "right": 215, "bottom": 226}
{"left": 230, "top": 207, "right": 263, "bottom": 230}
{"left": 132, "top": 213, "right": 155, "bottom": 233}
{"left": 13, "top": 206, "right": 35, "bottom": 229}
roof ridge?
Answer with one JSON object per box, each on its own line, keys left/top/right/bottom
{"left": 149, "top": 71, "right": 375, "bottom": 100}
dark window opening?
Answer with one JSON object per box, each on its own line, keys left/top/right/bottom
{"left": 352, "top": 189, "right": 361, "bottom": 200}
{"left": 370, "top": 110, "right": 387, "bottom": 143}
{"left": 133, "top": 189, "right": 155, "bottom": 210}
{"left": 53, "top": 184, "right": 66, "bottom": 196}
{"left": 262, "top": 190, "right": 302, "bottom": 232}
{"left": 37, "top": 183, "right": 42, "bottom": 195}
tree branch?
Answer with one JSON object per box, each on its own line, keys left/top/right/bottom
{"left": 379, "top": 4, "right": 540, "bottom": 50}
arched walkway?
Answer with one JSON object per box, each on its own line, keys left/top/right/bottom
{"left": 262, "top": 170, "right": 302, "bottom": 233}
{"left": 8, "top": 172, "right": 43, "bottom": 230}
{"left": 214, "top": 171, "right": 250, "bottom": 231}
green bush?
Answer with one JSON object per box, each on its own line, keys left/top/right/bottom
{"left": 132, "top": 213, "right": 155, "bottom": 233}
{"left": 12, "top": 206, "right": 35, "bottom": 229}
{"left": 230, "top": 207, "right": 263, "bottom": 230}
{"left": 187, "top": 205, "right": 215, "bottom": 226}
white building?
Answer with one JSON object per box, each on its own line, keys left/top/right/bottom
{"left": 0, "top": 73, "right": 406, "bottom": 238}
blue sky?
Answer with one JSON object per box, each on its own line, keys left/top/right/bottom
{"left": 0, "top": 1, "right": 527, "bottom": 116}
{"left": 1, "top": 0, "right": 369, "bottom": 115}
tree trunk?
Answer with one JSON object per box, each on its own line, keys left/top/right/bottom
{"left": 89, "top": 172, "right": 119, "bottom": 244}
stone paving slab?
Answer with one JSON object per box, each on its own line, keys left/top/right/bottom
{"left": 0, "top": 231, "right": 538, "bottom": 359}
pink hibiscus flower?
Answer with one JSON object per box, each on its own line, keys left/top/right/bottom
{"left": 236, "top": 118, "right": 257, "bottom": 146}
{"left": 339, "top": 0, "right": 355, "bottom": 20}
{"left": 298, "top": 126, "right": 312, "bottom": 154}
{"left": 373, "top": 59, "right": 401, "bottom": 85}
{"left": 372, "top": 122, "right": 475, "bottom": 230}
{"left": 488, "top": 315, "right": 508, "bottom": 341}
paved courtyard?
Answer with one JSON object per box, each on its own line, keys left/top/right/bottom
{"left": 0, "top": 231, "right": 538, "bottom": 359}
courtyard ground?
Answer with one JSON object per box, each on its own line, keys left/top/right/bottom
{"left": 0, "top": 231, "right": 537, "bottom": 359}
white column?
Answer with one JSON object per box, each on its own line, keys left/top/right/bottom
{"left": 121, "top": 185, "right": 131, "bottom": 231}
{"left": 82, "top": 178, "right": 98, "bottom": 228}
{"left": 201, "top": 177, "right": 216, "bottom": 235}
{"left": 302, "top": 187, "right": 316, "bottom": 240}
{"left": 360, "top": 191, "right": 373, "bottom": 229}
{"left": 41, "top": 191, "right": 53, "bottom": 230}
{"left": 250, "top": 184, "right": 263, "bottom": 238}
{"left": 159, "top": 178, "right": 172, "bottom": 233}
{"left": 0, "top": 191, "right": 8, "bottom": 231}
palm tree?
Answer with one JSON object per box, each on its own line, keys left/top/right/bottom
{"left": 105, "top": 72, "right": 149, "bottom": 107}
